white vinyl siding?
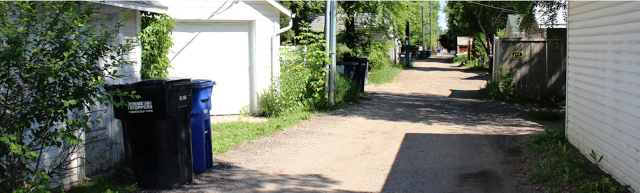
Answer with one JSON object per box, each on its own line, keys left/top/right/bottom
{"left": 40, "top": 7, "right": 142, "bottom": 189}
{"left": 159, "top": 0, "right": 282, "bottom": 114}
{"left": 566, "top": 1, "right": 640, "bottom": 191}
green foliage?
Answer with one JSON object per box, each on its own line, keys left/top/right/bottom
{"left": 211, "top": 111, "right": 314, "bottom": 155}
{"left": 139, "top": 12, "right": 175, "bottom": 80}
{"left": 0, "top": 2, "right": 136, "bottom": 192}
{"left": 480, "top": 68, "right": 524, "bottom": 103}
{"left": 352, "top": 38, "right": 393, "bottom": 71}
{"left": 528, "top": 110, "right": 564, "bottom": 121}
{"left": 259, "top": 22, "right": 329, "bottom": 117}
{"left": 62, "top": 175, "right": 140, "bottom": 193}
{"left": 335, "top": 74, "right": 358, "bottom": 103}
{"left": 526, "top": 127, "right": 632, "bottom": 192}
{"left": 481, "top": 68, "right": 563, "bottom": 104}
{"left": 369, "top": 64, "right": 403, "bottom": 85}
{"left": 453, "top": 54, "right": 468, "bottom": 63}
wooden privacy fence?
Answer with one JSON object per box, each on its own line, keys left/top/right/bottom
{"left": 493, "top": 38, "right": 567, "bottom": 96}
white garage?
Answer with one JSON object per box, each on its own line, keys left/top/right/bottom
{"left": 169, "top": 22, "right": 251, "bottom": 114}
{"left": 159, "top": 0, "right": 292, "bottom": 115}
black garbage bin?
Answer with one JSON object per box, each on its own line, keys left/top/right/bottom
{"left": 111, "top": 78, "right": 194, "bottom": 190}
{"left": 344, "top": 57, "right": 369, "bottom": 92}
{"left": 336, "top": 61, "right": 358, "bottom": 78}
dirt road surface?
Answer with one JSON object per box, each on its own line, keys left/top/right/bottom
{"left": 169, "top": 54, "right": 544, "bottom": 192}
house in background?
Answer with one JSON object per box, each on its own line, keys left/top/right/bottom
{"left": 566, "top": 1, "right": 640, "bottom": 191}
{"left": 158, "top": 0, "right": 292, "bottom": 115}
{"left": 456, "top": 36, "right": 472, "bottom": 55}
{"left": 504, "top": 8, "right": 567, "bottom": 39}
{"left": 504, "top": 14, "right": 525, "bottom": 38}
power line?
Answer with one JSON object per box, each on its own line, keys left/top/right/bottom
{"left": 466, "top": 1, "right": 519, "bottom": 14}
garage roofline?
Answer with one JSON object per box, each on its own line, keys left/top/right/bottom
{"left": 267, "top": 0, "right": 292, "bottom": 18}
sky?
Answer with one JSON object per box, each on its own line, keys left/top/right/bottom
{"left": 438, "top": 0, "right": 447, "bottom": 31}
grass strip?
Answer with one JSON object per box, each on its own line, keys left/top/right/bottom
{"left": 526, "top": 127, "right": 632, "bottom": 192}
{"left": 369, "top": 64, "right": 403, "bottom": 85}
{"left": 63, "top": 175, "right": 140, "bottom": 193}
{"left": 211, "top": 111, "right": 315, "bottom": 155}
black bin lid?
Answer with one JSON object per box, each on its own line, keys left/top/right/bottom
{"left": 344, "top": 57, "right": 369, "bottom": 62}
{"left": 336, "top": 61, "right": 358, "bottom": 66}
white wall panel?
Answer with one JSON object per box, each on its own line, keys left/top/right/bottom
{"left": 567, "top": 1, "right": 640, "bottom": 190}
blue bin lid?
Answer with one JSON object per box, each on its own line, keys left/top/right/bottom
{"left": 192, "top": 79, "right": 215, "bottom": 88}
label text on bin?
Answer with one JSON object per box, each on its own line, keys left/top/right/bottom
{"left": 128, "top": 101, "right": 153, "bottom": 114}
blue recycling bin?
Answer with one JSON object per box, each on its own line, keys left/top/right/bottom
{"left": 191, "top": 79, "right": 215, "bottom": 173}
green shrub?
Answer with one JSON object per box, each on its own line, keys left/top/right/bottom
{"left": 0, "top": 2, "right": 137, "bottom": 192}
{"left": 259, "top": 22, "right": 329, "bottom": 117}
{"left": 528, "top": 110, "right": 564, "bottom": 121}
{"left": 335, "top": 74, "right": 358, "bottom": 103}
{"left": 139, "top": 12, "right": 176, "bottom": 80}
{"left": 453, "top": 54, "right": 468, "bottom": 63}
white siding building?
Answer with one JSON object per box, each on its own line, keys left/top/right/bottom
{"left": 35, "top": 2, "right": 167, "bottom": 189}
{"left": 566, "top": 1, "right": 640, "bottom": 190}
{"left": 158, "top": 0, "right": 292, "bottom": 115}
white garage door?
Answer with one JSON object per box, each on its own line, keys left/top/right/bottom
{"left": 169, "top": 22, "right": 251, "bottom": 115}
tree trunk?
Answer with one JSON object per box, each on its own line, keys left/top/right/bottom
{"left": 341, "top": 1, "right": 357, "bottom": 50}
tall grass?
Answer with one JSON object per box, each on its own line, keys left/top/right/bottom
{"left": 369, "top": 64, "right": 402, "bottom": 85}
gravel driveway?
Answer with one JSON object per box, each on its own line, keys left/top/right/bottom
{"left": 164, "top": 53, "right": 544, "bottom": 192}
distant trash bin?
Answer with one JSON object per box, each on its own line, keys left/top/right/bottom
{"left": 336, "top": 61, "right": 358, "bottom": 78}
{"left": 191, "top": 79, "right": 215, "bottom": 173}
{"left": 111, "top": 78, "right": 194, "bottom": 190}
{"left": 344, "top": 57, "right": 369, "bottom": 92}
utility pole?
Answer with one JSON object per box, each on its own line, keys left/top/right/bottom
{"left": 330, "top": 0, "right": 337, "bottom": 105}
{"left": 421, "top": 6, "right": 425, "bottom": 53}
{"left": 325, "top": 0, "right": 337, "bottom": 105}
{"left": 429, "top": 1, "right": 432, "bottom": 51}
{"left": 325, "top": 0, "right": 331, "bottom": 104}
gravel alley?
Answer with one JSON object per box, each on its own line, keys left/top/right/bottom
{"left": 170, "top": 53, "right": 545, "bottom": 192}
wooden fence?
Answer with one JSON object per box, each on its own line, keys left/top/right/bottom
{"left": 492, "top": 38, "right": 566, "bottom": 96}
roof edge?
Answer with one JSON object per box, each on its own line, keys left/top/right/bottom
{"left": 266, "top": 0, "right": 292, "bottom": 18}
{"left": 96, "top": 1, "right": 168, "bottom": 14}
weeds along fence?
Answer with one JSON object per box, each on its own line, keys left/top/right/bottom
{"left": 493, "top": 38, "right": 567, "bottom": 96}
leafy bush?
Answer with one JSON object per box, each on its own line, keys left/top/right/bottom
{"left": 453, "top": 54, "right": 468, "bottom": 63}
{"left": 139, "top": 12, "right": 176, "bottom": 80}
{"left": 259, "top": 22, "right": 329, "bottom": 117}
{"left": 0, "top": 2, "right": 135, "bottom": 192}
{"left": 480, "top": 69, "right": 526, "bottom": 103}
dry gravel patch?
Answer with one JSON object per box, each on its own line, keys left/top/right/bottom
{"left": 159, "top": 54, "right": 549, "bottom": 193}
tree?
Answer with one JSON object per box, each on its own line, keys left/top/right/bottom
{"left": 444, "top": 1, "right": 567, "bottom": 61}
{"left": 139, "top": 12, "right": 176, "bottom": 80}
{"left": 0, "top": 2, "right": 135, "bottom": 192}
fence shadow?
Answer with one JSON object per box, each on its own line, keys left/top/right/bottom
{"left": 151, "top": 162, "right": 362, "bottom": 193}
{"left": 380, "top": 133, "right": 528, "bottom": 192}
